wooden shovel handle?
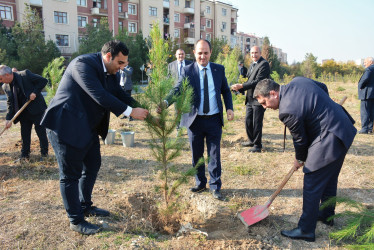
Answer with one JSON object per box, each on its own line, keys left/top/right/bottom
{"left": 339, "top": 96, "right": 347, "bottom": 106}
{"left": 0, "top": 100, "right": 32, "bottom": 136}
{"left": 265, "top": 165, "right": 295, "bottom": 208}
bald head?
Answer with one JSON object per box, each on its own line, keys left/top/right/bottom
{"left": 250, "top": 46, "right": 261, "bottom": 62}
{"left": 364, "top": 57, "right": 374, "bottom": 68}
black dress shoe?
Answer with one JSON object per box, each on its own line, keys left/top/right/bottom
{"left": 241, "top": 141, "right": 254, "bottom": 147}
{"left": 211, "top": 190, "right": 223, "bottom": 200}
{"left": 70, "top": 220, "right": 101, "bottom": 235}
{"left": 281, "top": 227, "right": 315, "bottom": 242}
{"left": 358, "top": 129, "right": 369, "bottom": 134}
{"left": 318, "top": 216, "right": 334, "bottom": 226}
{"left": 190, "top": 185, "right": 207, "bottom": 193}
{"left": 248, "top": 147, "right": 261, "bottom": 153}
{"left": 84, "top": 206, "right": 110, "bottom": 217}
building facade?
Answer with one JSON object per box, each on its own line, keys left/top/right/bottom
{"left": 1, "top": 0, "right": 286, "bottom": 62}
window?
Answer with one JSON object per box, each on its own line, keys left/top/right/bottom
{"left": 206, "top": 6, "right": 210, "bottom": 14}
{"left": 174, "top": 29, "right": 180, "bottom": 38}
{"left": 54, "top": 11, "right": 68, "bottom": 24}
{"left": 174, "top": 0, "right": 179, "bottom": 6}
{"left": 222, "top": 8, "right": 227, "bottom": 16}
{"left": 185, "top": 0, "right": 191, "bottom": 8}
{"left": 129, "top": 22, "right": 137, "bottom": 33}
{"left": 92, "top": 18, "right": 98, "bottom": 27}
{"left": 206, "top": 33, "right": 211, "bottom": 41}
{"left": 56, "top": 34, "right": 69, "bottom": 46}
{"left": 78, "top": 16, "right": 87, "bottom": 27}
{"left": 149, "top": 24, "right": 153, "bottom": 29}
{"left": 128, "top": 4, "right": 136, "bottom": 15}
{"left": 174, "top": 13, "right": 180, "bottom": 22}
{"left": 118, "top": 2, "right": 122, "bottom": 13}
{"left": 206, "top": 19, "right": 211, "bottom": 28}
{"left": 77, "top": 0, "right": 86, "bottom": 6}
{"left": 93, "top": 0, "right": 102, "bottom": 8}
{"left": 222, "top": 35, "right": 227, "bottom": 41}
{"left": 0, "top": 5, "right": 12, "bottom": 20}
{"left": 222, "top": 22, "right": 226, "bottom": 30}
{"left": 149, "top": 7, "right": 157, "bottom": 16}
{"left": 119, "top": 21, "right": 123, "bottom": 31}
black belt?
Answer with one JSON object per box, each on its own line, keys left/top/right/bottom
{"left": 197, "top": 113, "right": 219, "bottom": 119}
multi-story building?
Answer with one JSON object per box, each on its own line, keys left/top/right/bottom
{"left": 1, "top": 0, "right": 287, "bottom": 62}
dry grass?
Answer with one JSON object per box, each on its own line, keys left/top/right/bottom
{"left": 0, "top": 80, "right": 373, "bottom": 249}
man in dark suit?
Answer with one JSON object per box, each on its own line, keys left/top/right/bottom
{"left": 231, "top": 46, "right": 270, "bottom": 152}
{"left": 162, "top": 40, "right": 234, "bottom": 200}
{"left": 120, "top": 63, "right": 133, "bottom": 96}
{"left": 238, "top": 62, "right": 247, "bottom": 78}
{"left": 41, "top": 40, "right": 149, "bottom": 235}
{"left": 168, "top": 48, "right": 192, "bottom": 80}
{"left": 254, "top": 78, "right": 356, "bottom": 242}
{"left": 0, "top": 65, "right": 49, "bottom": 161}
{"left": 358, "top": 57, "right": 374, "bottom": 134}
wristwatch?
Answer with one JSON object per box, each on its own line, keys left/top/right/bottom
{"left": 297, "top": 160, "right": 305, "bottom": 165}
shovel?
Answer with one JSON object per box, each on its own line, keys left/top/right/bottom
{"left": 0, "top": 100, "right": 32, "bottom": 137}
{"left": 238, "top": 165, "right": 295, "bottom": 228}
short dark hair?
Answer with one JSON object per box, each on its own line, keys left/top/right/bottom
{"left": 101, "top": 40, "right": 129, "bottom": 60}
{"left": 254, "top": 79, "right": 280, "bottom": 98}
{"left": 195, "top": 39, "right": 211, "bottom": 51}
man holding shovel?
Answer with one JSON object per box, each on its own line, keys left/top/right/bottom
{"left": 0, "top": 65, "right": 49, "bottom": 161}
{"left": 253, "top": 77, "right": 356, "bottom": 242}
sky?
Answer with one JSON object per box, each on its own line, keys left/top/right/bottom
{"left": 231, "top": 0, "right": 374, "bottom": 64}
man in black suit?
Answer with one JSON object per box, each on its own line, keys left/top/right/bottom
{"left": 358, "top": 57, "right": 374, "bottom": 134}
{"left": 0, "top": 65, "right": 49, "bottom": 161}
{"left": 168, "top": 48, "right": 192, "bottom": 79}
{"left": 162, "top": 40, "right": 234, "bottom": 200}
{"left": 231, "top": 46, "right": 270, "bottom": 152}
{"left": 254, "top": 78, "right": 356, "bottom": 242}
{"left": 238, "top": 62, "right": 247, "bottom": 78}
{"left": 41, "top": 40, "right": 149, "bottom": 235}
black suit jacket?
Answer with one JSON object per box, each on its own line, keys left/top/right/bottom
{"left": 2, "top": 70, "right": 48, "bottom": 123}
{"left": 358, "top": 64, "right": 374, "bottom": 100}
{"left": 41, "top": 52, "right": 140, "bottom": 149}
{"left": 241, "top": 57, "right": 270, "bottom": 105}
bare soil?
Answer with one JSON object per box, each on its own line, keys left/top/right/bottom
{"left": 0, "top": 80, "right": 373, "bottom": 249}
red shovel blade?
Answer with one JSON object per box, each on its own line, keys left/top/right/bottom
{"left": 237, "top": 204, "right": 269, "bottom": 228}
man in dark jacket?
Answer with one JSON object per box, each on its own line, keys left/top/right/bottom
{"left": 0, "top": 65, "right": 48, "bottom": 161}
{"left": 41, "top": 40, "right": 149, "bottom": 235}
{"left": 254, "top": 78, "right": 356, "bottom": 242}
{"left": 358, "top": 57, "right": 374, "bottom": 134}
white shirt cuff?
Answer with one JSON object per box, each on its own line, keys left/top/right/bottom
{"left": 123, "top": 106, "right": 132, "bottom": 117}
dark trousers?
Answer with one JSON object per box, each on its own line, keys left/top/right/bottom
{"left": 360, "top": 99, "right": 374, "bottom": 132}
{"left": 298, "top": 148, "right": 347, "bottom": 233}
{"left": 19, "top": 112, "right": 48, "bottom": 157}
{"left": 245, "top": 104, "right": 265, "bottom": 148}
{"left": 47, "top": 130, "right": 101, "bottom": 224}
{"left": 187, "top": 114, "right": 222, "bottom": 191}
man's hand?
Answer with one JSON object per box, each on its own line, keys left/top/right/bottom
{"left": 293, "top": 158, "right": 304, "bottom": 171}
{"left": 227, "top": 109, "right": 234, "bottom": 121}
{"left": 130, "top": 108, "right": 149, "bottom": 120}
{"left": 29, "top": 92, "right": 36, "bottom": 100}
{"left": 231, "top": 84, "right": 243, "bottom": 91}
{"left": 5, "top": 120, "right": 12, "bottom": 129}
{"left": 156, "top": 100, "right": 167, "bottom": 114}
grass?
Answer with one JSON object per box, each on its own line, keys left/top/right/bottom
{"left": 0, "top": 80, "right": 373, "bottom": 249}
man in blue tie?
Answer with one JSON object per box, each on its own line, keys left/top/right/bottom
{"left": 167, "top": 49, "right": 192, "bottom": 80}
{"left": 162, "top": 40, "right": 234, "bottom": 200}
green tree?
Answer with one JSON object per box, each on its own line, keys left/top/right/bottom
{"left": 210, "top": 37, "right": 227, "bottom": 62}
{"left": 11, "top": 4, "right": 60, "bottom": 74}
{"left": 301, "top": 53, "right": 320, "bottom": 78}
{"left": 42, "top": 56, "right": 65, "bottom": 104}
{"left": 141, "top": 22, "right": 194, "bottom": 209}
{"left": 73, "top": 18, "right": 112, "bottom": 57}
{"left": 215, "top": 44, "right": 240, "bottom": 86}
{"left": 0, "top": 20, "right": 18, "bottom": 66}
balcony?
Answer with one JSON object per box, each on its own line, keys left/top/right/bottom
{"left": 30, "top": 0, "right": 42, "bottom": 5}
{"left": 118, "top": 12, "right": 128, "bottom": 19}
{"left": 91, "top": 7, "right": 108, "bottom": 16}
{"left": 184, "top": 22, "right": 194, "bottom": 29}
{"left": 163, "top": 17, "right": 170, "bottom": 25}
{"left": 184, "top": 37, "right": 195, "bottom": 44}
{"left": 183, "top": 7, "right": 194, "bottom": 14}
{"left": 200, "top": 25, "right": 206, "bottom": 31}
{"left": 163, "top": 0, "right": 170, "bottom": 8}
{"left": 200, "top": 11, "right": 205, "bottom": 17}
{"left": 232, "top": 18, "right": 238, "bottom": 23}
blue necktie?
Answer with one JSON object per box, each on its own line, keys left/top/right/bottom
{"left": 179, "top": 62, "right": 183, "bottom": 76}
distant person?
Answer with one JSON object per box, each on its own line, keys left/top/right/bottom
{"left": 168, "top": 48, "right": 192, "bottom": 79}
{"left": 41, "top": 40, "right": 149, "bottom": 235}
{"left": 231, "top": 46, "right": 270, "bottom": 153}
{"left": 358, "top": 57, "right": 374, "bottom": 134}
{"left": 146, "top": 62, "right": 152, "bottom": 84}
{"left": 160, "top": 39, "right": 234, "bottom": 200}
{"left": 120, "top": 63, "right": 133, "bottom": 96}
{"left": 12, "top": 67, "right": 18, "bottom": 72}
{"left": 254, "top": 78, "right": 356, "bottom": 242}
{"left": 238, "top": 62, "right": 247, "bottom": 78}
{"left": 0, "top": 65, "right": 49, "bottom": 161}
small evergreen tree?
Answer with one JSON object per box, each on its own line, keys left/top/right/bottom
{"left": 215, "top": 44, "right": 240, "bottom": 86}
{"left": 141, "top": 22, "right": 194, "bottom": 209}
{"left": 42, "top": 57, "right": 65, "bottom": 104}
